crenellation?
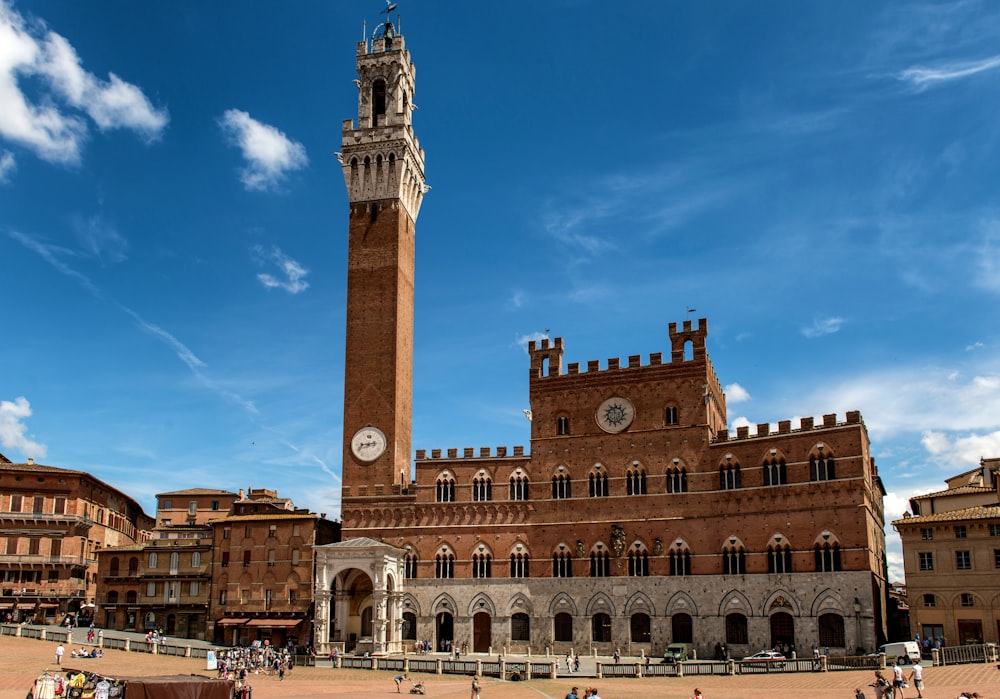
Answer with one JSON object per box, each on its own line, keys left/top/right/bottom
{"left": 567, "top": 362, "right": 579, "bottom": 374}
{"left": 463, "top": 447, "right": 474, "bottom": 458}
{"left": 736, "top": 426, "right": 749, "bottom": 439}
{"left": 650, "top": 352, "right": 663, "bottom": 365}
{"left": 479, "top": 447, "right": 489, "bottom": 457}
{"left": 778, "top": 420, "right": 791, "bottom": 434}
{"left": 756, "top": 422, "right": 770, "bottom": 437}
{"left": 823, "top": 413, "right": 837, "bottom": 427}
{"left": 415, "top": 449, "right": 426, "bottom": 459}
{"left": 513, "top": 446, "right": 524, "bottom": 456}
{"left": 628, "top": 354, "right": 641, "bottom": 368}
{"left": 800, "top": 417, "right": 814, "bottom": 430}
{"left": 711, "top": 413, "right": 861, "bottom": 444}
{"left": 587, "top": 359, "right": 600, "bottom": 372}
{"left": 608, "top": 357, "right": 620, "bottom": 370}
{"left": 447, "top": 448, "right": 458, "bottom": 458}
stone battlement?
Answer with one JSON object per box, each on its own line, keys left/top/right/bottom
{"left": 415, "top": 446, "right": 528, "bottom": 461}
{"left": 529, "top": 318, "right": 716, "bottom": 380}
{"left": 714, "top": 411, "right": 863, "bottom": 442}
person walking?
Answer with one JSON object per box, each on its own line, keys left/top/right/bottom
{"left": 55, "top": 644, "right": 65, "bottom": 665}
{"left": 470, "top": 676, "right": 481, "bottom": 699}
{"left": 891, "top": 660, "right": 905, "bottom": 699}
{"left": 908, "top": 660, "right": 924, "bottom": 699}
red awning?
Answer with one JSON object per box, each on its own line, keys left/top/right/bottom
{"left": 245, "top": 619, "right": 301, "bottom": 627}
{"left": 216, "top": 618, "right": 250, "bottom": 626}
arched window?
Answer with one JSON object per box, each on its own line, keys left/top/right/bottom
{"left": 511, "top": 612, "right": 530, "bottom": 641}
{"left": 128, "top": 557, "right": 139, "bottom": 576}
{"left": 557, "top": 416, "right": 570, "bottom": 435}
{"left": 814, "top": 543, "right": 841, "bottom": 571}
{"left": 436, "top": 475, "right": 455, "bottom": 503}
{"left": 435, "top": 551, "right": 454, "bottom": 579}
{"left": 665, "top": 406, "right": 678, "bottom": 425}
{"left": 125, "top": 590, "right": 137, "bottom": 605}
{"left": 725, "top": 612, "right": 748, "bottom": 645}
{"left": 589, "top": 470, "right": 608, "bottom": 497}
{"left": 509, "top": 473, "right": 530, "bottom": 501}
{"left": 628, "top": 547, "right": 649, "bottom": 576}
{"left": 472, "top": 552, "right": 492, "bottom": 579}
{"left": 672, "top": 613, "right": 693, "bottom": 643}
{"left": 720, "top": 463, "right": 742, "bottom": 489}
{"left": 510, "top": 551, "right": 530, "bottom": 578}
{"left": 473, "top": 475, "right": 492, "bottom": 502}
{"left": 818, "top": 613, "right": 845, "bottom": 648}
{"left": 590, "top": 549, "right": 610, "bottom": 577}
{"left": 630, "top": 613, "right": 651, "bottom": 642}
{"left": 552, "top": 550, "right": 573, "bottom": 578}
{"left": 404, "top": 552, "right": 418, "bottom": 578}
{"left": 109, "top": 558, "right": 120, "bottom": 576}
{"left": 169, "top": 552, "right": 179, "bottom": 574}
{"left": 722, "top": 545, "right": 746, "bottom": 574}
{"left": 361, "top": 606, "right": 373, "bottom": 637}
{"left": 148, "top": 552, "right": 158, "bottom": 568}
{"left": 554, "top": 612, "right": 573, "bottom": 642}
{"left": 667, "top": 467, "right": 688, "bottom": 493}
{"left": 768, "top": 544, "right": 792, "bottom": 573}
{"left": 591, "top": 613, "right": 611, "bottom": 642}
{"left": 810, "top": 451, "right": 836, "bottom": 481}
{"left": 669, "top": 547, "right": 691, "bottom": 576}
{"left": 106, "top": 591, "right": 119, "bottom": 604}
{"left": 402, "top": 611, "right": 417, "bottom": 640}
{"left": 552, "top": 472, "right": 571, "bottom": 499}
{"left": 764, "top": 456, "right": 787, "bottom": 486}
{"left": 372, "top": 79, "right": 386, "bottom": 126}
{"left": 627, "top": 465, "right": 647, "bottom": 495}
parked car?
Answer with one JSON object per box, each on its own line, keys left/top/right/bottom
{"left": 742, "top": 650, "right": 786, "bottom": 668}
{"left": 661, "top": 642, "right": 689, "bottom": 663}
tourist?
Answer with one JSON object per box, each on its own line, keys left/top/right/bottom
{"left": 892, "top": 660, "right": 905, "bottom": 699}
{"left": 394, "top": 674, "right": 407, "bottom": 693}
{"left": 55, "top": 644, "right": 64, "bottom": 665}
{"left": 908, "top": 659, "right": 924, "bottom": 699}
{"left": 470, "top": 675, "right": 480, "bottom": 699}
{"left": 564, "top": 687, "right": 578, "bottom": 699}
{"left": 589, "top": 688, "right": 601, "bottom": 699}
{"left": 692, "top": 690, "right": 705, "bottom": 699}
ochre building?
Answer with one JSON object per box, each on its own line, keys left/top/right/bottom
{"left": 314, "top": 13, "right": 889, "bottom": 659}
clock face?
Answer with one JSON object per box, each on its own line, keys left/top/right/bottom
{"left": 596, "top": 396, "right": 635, "bottom": 433}
{"left": 351, "top": 426, "right": 387, "bottom": 462}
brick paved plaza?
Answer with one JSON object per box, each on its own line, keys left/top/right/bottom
{"left": 2, "top": 636, "right": 999, "bottom": 699}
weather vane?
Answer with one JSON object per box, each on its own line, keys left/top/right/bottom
{"left": 373, "top": 0, "right": 398, "bottom": 42}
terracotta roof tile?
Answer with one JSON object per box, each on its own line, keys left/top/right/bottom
{"left": 893, "top": 502, "right": 1000, "bottom": 525}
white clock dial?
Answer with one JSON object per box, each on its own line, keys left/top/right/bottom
{"left": 351, "top": 426, "right": 387, "bottom": 462}
{"left": 595, "top": 396, "right": 635, "bottom": 433}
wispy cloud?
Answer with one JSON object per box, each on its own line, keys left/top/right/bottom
{"left": 724, "top": 383, "right": 751, "bottom": 404}
{"left": 515, "top": 331, "right": 548, "bottom": 352}
{"left": 0, "top": 396, "right": 47, "bottom": 459}
{"left": 220, "top": 109, "right": 307, "bottom": 192}
{"left": 0, "top": 0, "right": 167, "bottom": 164}
{"left": 0, "top": 149, "right": 14, "bottom": 182}
{"left": 897, "top": 54, "right": 1000, "bottom": 90}
{"left": 6, "top": 229, "right": 102, "bottom": 297}
{"left": 251, "top": 244, "right": 309, "bottom": 294}
{"left": 120, "top": 306, "right": 206, "bottom": 371}
{"left": 72, "top": 214, "right": 127, "bottom": 264}
{"left": 802, "top": 316, "right": 845, "bottom": 338}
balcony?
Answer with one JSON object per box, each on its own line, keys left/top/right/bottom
{"left": 0, "top": 512, "right": 93, "bottom": 531}
{"left": 0, "top": 554, "right": 87, "bottom": 566}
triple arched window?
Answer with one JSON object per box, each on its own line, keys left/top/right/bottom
{"left": 589, "top": 470, "right": 608, "bottom": 497}
{"left": 626, "top": 465, "right": 647, "bottom": 495}
{"left": 666, "top": 466, "right": 688, "bottom": 493}
{"left": 552, "top": 472, "right": 571, "bottom": 499}
{"left": 436, "top": 475, "right": 455, "bottom": 502}
{"left": 473, "top": 475, "right": 492, "bottom": 502}
{"left": 509, "top": 473, "right": 530, "bottom": 500}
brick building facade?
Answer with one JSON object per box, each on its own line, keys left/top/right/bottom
{"left": 315, "top": 14, "right": 889, "bottom": 659}
{"left": 893, "top": 459, "right": 1000, "bottom": 646}
{"left": 0, "top": 454, "right": 152, "bottom": 624}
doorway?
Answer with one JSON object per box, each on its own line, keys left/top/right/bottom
{"left": 473, "top": 612, "right": 491, "bottom": 652}
{"left": 436, "top": 612, "right": 454, "bottom": 652}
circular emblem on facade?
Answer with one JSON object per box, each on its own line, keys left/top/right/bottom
{"left": 351, "top": 426, "right": 387, "bottom": 462}
{"left": 595, "top": 396, "right": 635, "bottom": 433}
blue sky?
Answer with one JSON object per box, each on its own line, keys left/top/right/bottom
{"left": 2, "top": 1, "right": 1000, "bottom": 582}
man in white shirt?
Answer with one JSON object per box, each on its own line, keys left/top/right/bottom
{"left": 908, "top": 660, "right": 924, "bottom": 699}
{"left": 891, "top": 661, "right": 904, "bottom": 699}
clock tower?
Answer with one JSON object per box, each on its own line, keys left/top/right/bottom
{"left": 339, "top": 17, "right": 426, "bottom": 502}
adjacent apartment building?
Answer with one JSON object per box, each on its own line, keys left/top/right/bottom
{"left": 0, "top": 454, "right": 152, "bottom": 624}
{"left": 893, "top": 458, "right": 1000, "bottom": 645}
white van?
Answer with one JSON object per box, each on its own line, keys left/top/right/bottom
{"left": 880, "top": 641, "right": 921, "bottom": 664}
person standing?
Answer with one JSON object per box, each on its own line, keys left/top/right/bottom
{"left": 470, "top": 676, "right": 481, "bottom": 699}
{"left": 55, "top": 644, "right": 65, "bottom": 665}
{"left": 564, "top": 687, "right": 578, "bottom": 699}
{"left": 908, "top": 660, "right": 924, "bottom": 699}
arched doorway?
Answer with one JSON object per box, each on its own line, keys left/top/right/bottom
{"left": 770, "top": 611, "right": 795, "bottom": 648}
{"left": 473, "top": 612, "right": 491, "bottom": 652}
{"left": 437, "top": 612, "right": 454, "bottom": 651}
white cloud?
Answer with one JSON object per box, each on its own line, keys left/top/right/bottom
{"left": 802, "top": 316, "right": 845, "bottom": 338}
{"left": 251, "top": 245, "right": 309, "bottom": 294}
{"left": 724, "top": 382, "right": 751, "bottom": 404}
{"left": 72, "top": 214, "right": 127, "bottom": 264}
{"left": 898, "top": 54, "right": 1000, "bottom": 90}
{"left": 966, "top": 341, "right": 984, "bottom": 352}
{"left": 515, "top": 331, "right": 549, "bottom": 353}
{"left": 730, "top": 415, "right": 752, "bottom": 431}
{"left": 0, "top": 149, "right": 13, "bottom": 181}
{"left": 0, "top": 396, "right": 47, "bottom": 459}
{"left": 920, "top": 429, "right": 1000, "bottom": 469}
{"left": 0, "top": 0, "right": 166, "bottom": 164}
{"left": 220, "top": 109, "right": 307, "bottom": 192}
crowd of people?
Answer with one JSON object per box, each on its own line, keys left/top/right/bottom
{"left": 216, "top": 645, "right": 296, "bottom": 686}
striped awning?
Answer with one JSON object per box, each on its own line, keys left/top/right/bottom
{"left": 216, "top": 618, "right": 250, "bottom": 626}
{"left": 245, "top": 619, "right": 301, "bottom": 628}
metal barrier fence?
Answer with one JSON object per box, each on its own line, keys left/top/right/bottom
{"left": 940, "top": 643, "right": 998, "bottom": 666}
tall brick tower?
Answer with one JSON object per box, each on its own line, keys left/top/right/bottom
{"left": 339, "top": 16, "right": 426, "bottom": 502}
